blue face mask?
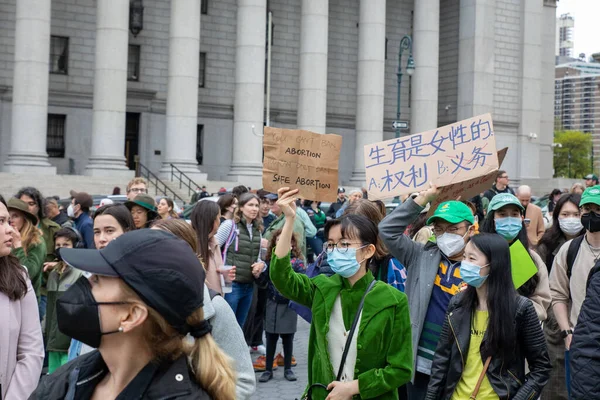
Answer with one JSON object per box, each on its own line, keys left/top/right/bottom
{"left": 327, "top": 246, "right": 366, "bottom": 278}
{"left": 460, "top": 261, "right": 489, "bottom": 288}
{"left": 495, "top": 217, "right": 522, "bottom": 240}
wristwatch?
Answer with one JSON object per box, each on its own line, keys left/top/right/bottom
{"left": 561, "top": 329, "right": 573, "bottom": 338}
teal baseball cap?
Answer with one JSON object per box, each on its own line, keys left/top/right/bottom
{"left": 427, "top": 201, "right": 475, "bottom": 225}
{"left": 580, "top": 185, "right": 600, "bottom": 207}
{"left": 487, "top": 193, "right": 524, "bottom": 214}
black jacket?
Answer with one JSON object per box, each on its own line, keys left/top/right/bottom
{"left": 326, "top": 198, "right": 346, "bottom": 218}
{"left": 483, "top": 184, "right": 515, "bottom": 202}
{"left": 570, "top": 263, "right": 600, "bottom": 399}
{"left": 426, "top": 293, "right": 551, "bottom": 400}
{"left": 30, "top": 351, "right": 212, "bottom": 400}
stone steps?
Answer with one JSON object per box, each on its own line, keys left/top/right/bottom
{"left": 0, "top": 172, "right": 240, "bottom": 204}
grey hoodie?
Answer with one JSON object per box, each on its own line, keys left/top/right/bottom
{"left": 202, "top": 285, "right": 256, "bottom": 399}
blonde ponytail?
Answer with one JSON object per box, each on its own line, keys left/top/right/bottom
{"left": 118, "top": 282, "right": 237, "bottom": 400}
{"left": 186, "top": 329, "right": 237, "bottom": 400}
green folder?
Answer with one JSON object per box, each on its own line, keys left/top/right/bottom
{"left": 510, "top": 240, "right": 538, "bottom": 289}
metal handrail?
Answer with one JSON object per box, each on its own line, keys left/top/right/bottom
{"left": 170, "top": 164, "right": 202, "bottom": 197}
{"left": 134, "top": 156, "right": 184, "bottom": 204}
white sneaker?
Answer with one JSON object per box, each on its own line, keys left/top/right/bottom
{"left": 256, "top": 345, "right": 266, "bottom": 355}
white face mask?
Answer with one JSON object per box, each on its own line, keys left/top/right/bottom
{"left": 437, "top": 231, "right": 469, "bottom": 257}
{"left": 67, "top": 204, "right": 75, "bottom": 218}
{"left": 559, "top": 217, "right": 583, "bottom": 236}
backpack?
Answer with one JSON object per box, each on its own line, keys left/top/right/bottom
{"left": 566, "top": 235, "right": 586, "bottom": 280}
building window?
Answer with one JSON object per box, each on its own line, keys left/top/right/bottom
{"left": 47, "top": 114, "right": 66, "bottom": 158}
{"left": 196, "top": 125, "right": 204, "bottom": 165}
{"left": 128, "top": 45, "right": 141, "bottom": 81}
{"left": 49, "top": 36, "right": 69, "bottom": 74}
{"left": 199, "top": 52, "right": 206, "bottom": 88}
{"left": 201, "top": 0, "right": 208, "bottom": 14}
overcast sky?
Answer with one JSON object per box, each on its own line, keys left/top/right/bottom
{"left": 556, "top": 0, "right": 600, "bottom": 59}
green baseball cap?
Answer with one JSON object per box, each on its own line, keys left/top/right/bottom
{"left": 584, "top": 174, "right": 598, "bottom": 181}
{"left": 427, "top": 201, "right": 475, "bottom": 225}
{"left": 487, "top": 193, "right": 524, "bottom": 214}
{"left": 580, "top": 185, "right": 600, "bottom": 207}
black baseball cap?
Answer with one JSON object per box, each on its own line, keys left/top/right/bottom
{"left": 59, "top": 229, "right": 205, "bottom": 334}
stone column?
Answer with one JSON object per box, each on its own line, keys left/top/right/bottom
{"left": 410, "top": 0, "right": 439, "bottom": 133}
{"left": 3, "top": 0, "right": 56, "bottom": 174}
{"left": 517, "top": 1, "right": 543, "bottom": 179}
{"left": 160, "top": 0, "right": 207, "bottom": 182}
{"left": 85, "top": 0, "right": 132, "bottom": 178}
{"left": 297, "top": 0, "right": 329, "bottom": 133}
{"left": 457, "top": 0, "right": 496, "bottom": 120}
{"left": 542, "top": 0, "right": 558, "bottom": 177}
{"left": 349, "top": 0, "right": 386, "bottom": 186}
{"left": 228, "top": 0, "right": 267, "bottom": 188}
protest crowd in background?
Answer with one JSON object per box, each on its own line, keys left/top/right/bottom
{"left": 4, "top": 118, "right": 600, "bottom": 398}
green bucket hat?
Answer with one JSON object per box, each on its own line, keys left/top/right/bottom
{"left": 125, "top": 194, "right": 159, "bottom": 219}
{"left": 427, "top": 201, "right": 475, "bottom": 225}
{"left": 7, "top": 198, "right": 39, "bottom": 226}
{"left": 487, "top": 193, "right": 525, "bottom": 214}
{"left": 580, "top": 185, "right": 600, "bottom": 207}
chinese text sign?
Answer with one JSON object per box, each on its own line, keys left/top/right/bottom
{"left": 364, "top": 114, "right": 498, "bottom": 201}
{"left": 262, "top": 127, "right": 342, "bottom": 202}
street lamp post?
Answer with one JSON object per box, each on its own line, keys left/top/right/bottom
{"left": 396, "top": 35, "right": 415, "bottom": 138}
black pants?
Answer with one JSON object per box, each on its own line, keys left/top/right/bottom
{"left": 407, "top": 372, "right": 430, "bottom": 400}
{"left": 243, "top": 284, "right": 267, "bottom": 347}
{"left": 265, "top": 332, "right": 294, "bottom": 372}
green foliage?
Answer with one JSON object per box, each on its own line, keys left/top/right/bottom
{"left": 554, "top": 130, "right": 593, "bottom": 178}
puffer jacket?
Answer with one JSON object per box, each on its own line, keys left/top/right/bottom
{"left": 426, "top": 293, "right": 551, "bottom": 400}
{"left": 30, "top": 351, "right": 211, "bottom": 399}
{"left": 570, "top": 262, "right": 600, "bottom": 400}
{"left": 224, "top": 218, "right": 262, "bottom": 284}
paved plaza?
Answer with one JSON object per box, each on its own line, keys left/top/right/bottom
{"left": 251, "top": 318, "right": 310, "bottom": 400}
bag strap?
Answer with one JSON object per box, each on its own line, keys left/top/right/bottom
{"left": 336, "top": 279, "right": 377, "bottom": 382}
{"left": 567, "top": 235, "right": 585, "bottom": 280}
{"left": 221, "top": 220, "right": 238, "bottom": 261}
{"left": 470, "top": 356, "right": 492, "bottom": 400}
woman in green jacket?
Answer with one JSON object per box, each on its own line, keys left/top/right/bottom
{"left": 7, "top": 198, "right": 46, "bottom": 300}
{"left": 271, "top": 188, "right": 413, "bottom": 400}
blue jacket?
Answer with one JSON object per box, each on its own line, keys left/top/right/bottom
{"left": 74, "top": 213, "right": 95, "bottom": 249}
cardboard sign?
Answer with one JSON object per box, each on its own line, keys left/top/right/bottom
{"left": 426, "top": 148, "right": 508, "bottom": 218}
{"left": 262, "top": 127, "right": 342, "bottom": 202}
{"left": 364, "top": 114, "right": 498, "bottom": 201}
{"left": 510, "top": 240, "right": 538, "bottom": 289}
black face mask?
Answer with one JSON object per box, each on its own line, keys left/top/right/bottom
{"left": 581, "top": 212, "right": 600, "bottom": 233}
{"left": 56, "top": 276, "right": 129, "bottom": 348}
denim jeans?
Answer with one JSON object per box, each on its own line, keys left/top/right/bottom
{"left": 39, "top": 294, "right": 47, "bottom": 323}
{"left": 225, "top": 282, "right": 255, "bottom": 327}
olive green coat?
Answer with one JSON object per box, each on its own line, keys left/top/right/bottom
{"left": 270, "top": 253, "right": 413, "bottom": 400}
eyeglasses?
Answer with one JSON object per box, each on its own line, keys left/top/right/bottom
{"left": 323, "top": 241, "right": 365, "bottom": 254}
{"left": 129, "top": 188, "right": 148, "bottom": 194}
{"left": 432, "top": 224, "right": 469, "bottom": 237}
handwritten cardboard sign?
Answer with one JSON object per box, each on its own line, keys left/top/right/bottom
{"left": 364, "top": 114, "right": 498, "bottom": 201}
{"left": 426, "top": 148, "right": 508, "bottom": 218}
{"left": 262, "top": 127, "right": 342, "bottom": 202}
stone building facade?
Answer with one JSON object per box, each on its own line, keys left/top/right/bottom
{"left": 0, "top": 0, "right": 558, "bottom": 188}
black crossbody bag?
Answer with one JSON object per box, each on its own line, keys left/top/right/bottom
{"left": 300, "top": 280, "right": 377, "bottom": 400}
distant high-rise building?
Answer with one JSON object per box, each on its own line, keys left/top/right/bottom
{"left": 556, "top": 13, "right": 575, "bottom": 57}
{"left": 555, "top": 62, "right": 600, "bottom": 170}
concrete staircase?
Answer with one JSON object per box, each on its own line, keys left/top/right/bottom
{"left": 0, "top": 172, "right": 239, "bottom": 204}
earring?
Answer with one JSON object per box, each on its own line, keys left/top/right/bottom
{"left": 118, "top": 326, "right": 124, "bottom": 333}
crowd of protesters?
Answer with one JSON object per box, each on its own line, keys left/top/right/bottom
{"left": 2, "top": 169, "right": 600, "bottom": 399}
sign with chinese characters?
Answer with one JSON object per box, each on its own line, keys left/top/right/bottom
{"left": 364, "top": 114, "right": 498, "bottom": 200}
{"left": 426, "top": 148, "right": 508, "bottom": 218}
{"left": 262, "top": 127, "right": 342, "bottom": 202}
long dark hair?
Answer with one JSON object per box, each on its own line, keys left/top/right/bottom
{"left": 0, "top": 196, "right": 27, "bottom": 300}
{"left": 16, "top": 186, "right": 45, "bottom": 220}
{"left": 480, "top": 207, "right": 540, "bottom": 298}
{"left": 324, "top": 214, "right": 379, "bottom": 269}
{"left": 463, "top": 233, "right": 517, "bottom": 361}
{"left": 93, "top": 204, "right": 136, "bottom": 232}
{"left": 538, "top": 193, "right": 584, "bottom": 269}
{"left": 217, "top": 194, "right": 236, "bottom": 216}
{"left": 191, "top": 200, "right": 220, "bottom": 269}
